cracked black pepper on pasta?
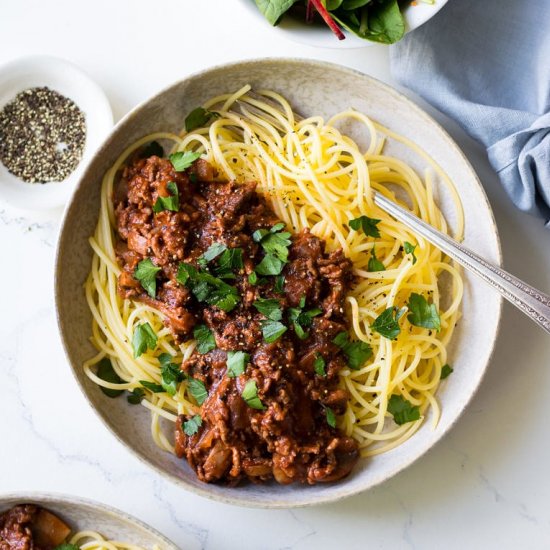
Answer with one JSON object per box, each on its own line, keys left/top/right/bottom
{"left": 0, "top": 86, "right": 86, "bottom": 183}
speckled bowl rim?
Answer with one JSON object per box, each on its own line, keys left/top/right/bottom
{"left": 54, "top": 57, "right": 503, "bottom": 508}
{"left": 0, "top": 491, "right": 178, "bottom": 549}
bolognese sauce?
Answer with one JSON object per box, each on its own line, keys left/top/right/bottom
{"left": 113, "top": 154, "right": 360, "bottom": 485}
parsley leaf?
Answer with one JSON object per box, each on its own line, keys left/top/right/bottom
{"left": 96, "top": 358, "right": 123, "bottom": 398}
{"left": 349, "top": 215, "right": 381, "bottom": 238}
{"left": 255, "top": 253, "right": 285, "bottom": 276}
{"left": 287, "top": 298, "right": 322, "bottom": 340}
{"left": 387, "top": 394, "right": 420, "bottom": 425}
{"left": 127, "top": 387, "right": 145, "bottom": 404}
{"left": 333, "top": 331, "right": 373, "bottom": 370}
{"left": 187, "top": 378, "right": 208, "bottom": 405}
{"left": 404, "top": 241, "right": 417, "bottom": 265}
{"left": 441, "top": 364, "right": 453, "bottom": 379}
{"left": 169, "top": 150, "right": 201, "bottom": 172}
{"left": 241, "top": 379, "right": 265, "bottom": 410}
{"left": 153, "top": 181, "right": 179, "bottom": 213}
{"left": 140, "top": 140, "right": 164, "bottom": 158}
{"left": 134, "top": 258, "right": 161, "bottom": 298}
{"left": 253, "top": 225, "right": 292, "bottom": 262}
{"left": 158, "top": 353, "right": 182, "bottom": 396}
{"left": 371, "top": 306, "right": 406, "bottom": 340}
{"left": 140, "top": 380, "right": 165, "bottom": 393}
{"left": 54, "top": 545, "right": 80, "bottom": 550}
{"left": 226, "top": 350, "right": 250, "bottom": 378}
{"left": 248, "top": 272, "right": 258, "bottom": 285}
{"left": 199, "top": 243, "right": 227, "bottom": 266}
{"left": 214, "top": 247, "right": 244, "bottom": 279}
{"left": 368, "top": 246, "right": 385, "bottom": 272}
{"left": 183, "top": 414, "right": 203, "bottom": 436}
{"left": 253, "top": 298, "right": 283, "bottom": 321}
{"left": 325, "top": 406, "right": 336, "bottom": 428}
{"left": 193, "top": 324, "right": 216, "bottom": 354}
{"left": 132, "top": 322, "right": 157, "bottom": 358}
{"left": 274, "top": 275, "right": 285, "bottom": 293}
{"left": 177, "top": 262, "right": 240, "bottom": 312}
{"left": 261, "top": 319, "right": 287, "bottom": 343}
{"left": 407, "top": 293, "right": 441, "bottom": 331}
{"left": 253, "top": 223, "right": 292, "bottom": 275}
{"left": 313, "top": 354, "right": 326, "bottom": 376}
{"left": 185, "top": 107, "right": 220, "bottom": 132}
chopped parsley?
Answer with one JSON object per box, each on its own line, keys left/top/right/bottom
{"left": 441, "top": 364, "right": 453, "bottom": 379}
{"left": 313, "top": 354, "right": 326, "bottom": 376}
{"left": 198, "top": 243, "right": 243, "bottom": 279}
{"left": 404, "top": 241, "right": 417, "bottom": 265}
{"left": 226, "top": 350, "right": 250, "bottom": 378}
{"left": 261, "top": 320, "right": 287, "bottom": 343}
{"left": 333, "top": 331, "right": 373, "bottom": 370}
{"left": 253, "top": 298, "right": 283, "bottom": 321}
{"left": 387, "top": 394, "right": 420, "bottom": 425}
{"left": 177, "top": 262, "right": 240, "bottom": 312}
{"left": 183, "top": 414, "right": 203, "bottom": 436}
{"left": 153, "top": 181, "right": 179, "bottom": 213}
{"left": 193, "top": 324, "right": 216, "bottom": 354}
{"left": 253, "top": 223, "right": 292, "bottom": 276}
{"left": 407, "top": 293, "right": 441, "bottom": 331}
{"left": 96, "top": 358, "right": 123, "bottom": 398}
{"left": 368, "top": 246, "right": 385, "bottom": 272}
{"left": 274, "top": 275, "right": 285, "bottom": 294}
{"left": 255, "top": 253, "right": 285, "bottom": 276}
{"left": 214, "top": 247, "right": 244, "bottom": 279}
{"left": 199, "top": 243, "right": 227, "bottom": 266}
{"left": 185, "top": 107, "right": 220, "bottom": 132}
{"left": 127, "top": 387, "right": 145, "bottom": 405}
{"left": 187, "top": 377, "right": 208, "bottom": 405}
{"left": 325, "top": 407, "right": 336, "bottom": 428}
{"left": 132, "top": 322, "right": 157, "bottom": 358}
{"left": 371, "top": 306, "right": 406, "bottom": 340}
{"left": 248, "top": 272, "right": 258, "bottom": 285}
{"left": 140, "top": 140, "right": 164, "bottom": 158}
{"left": 139, "top": 380, "right": 165, "bottom": 393}
{"left": 287, "top": 296, "right": 322, "bottom": 340}
{"left": 158, "top": 353, "right": 183, "bottom": 396}
{"left": 253, "top": 223, "right": 292, "bottom": 261}
{"left": 134, "top": 258, "right": 161, "bottom": 298}
{"left": 241, "top": 379, "right": 265, "bottom": 410}
{"left": 349, "top": 215, "right": 381, "bottom": 238}
{"left": 169, "top": 150, "right": 201, "bottom": 172}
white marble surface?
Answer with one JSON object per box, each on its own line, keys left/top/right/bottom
{"left": 1, "top": 1, "right": 549, "bottom": 548}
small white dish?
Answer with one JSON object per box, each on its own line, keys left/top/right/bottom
{"left": 239, "top": 0, "right": 450, "bottom": 49}
{"left": 0, "top": 55, "right": 113, "bottom": 212}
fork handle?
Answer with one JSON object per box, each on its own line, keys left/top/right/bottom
{"left": 374, "top": 192, "right": 550, "bottom": 335}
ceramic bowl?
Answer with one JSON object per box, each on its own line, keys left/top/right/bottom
{"left": 0, "top": 55, "right": 113, "bottom": 212}
{"left": 237, "top": 0, "right": 450, "bottom": 48}
{"left": 55, "top": 58, "right": 502, "bottom": 508}
{"left": 0, "top": 493, "right": 177, "bottom": 549}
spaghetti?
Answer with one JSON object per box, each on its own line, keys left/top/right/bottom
{"left": 84, "top": 86, "right": 463, "bottom": 462}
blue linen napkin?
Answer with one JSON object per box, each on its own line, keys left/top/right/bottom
{"left": 390, "top": 0, "right": 550, "bottom": 227}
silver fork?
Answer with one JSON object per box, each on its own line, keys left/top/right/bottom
{"left": 230, "top": 94, "right": 550, "bottom": 335}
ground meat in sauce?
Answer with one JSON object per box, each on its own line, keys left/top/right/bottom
{"left": 0, "top": 505, "right": 71, "bottom": 550}
{"left": 114, "top": 155, "right": 360, "bottom": 485}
